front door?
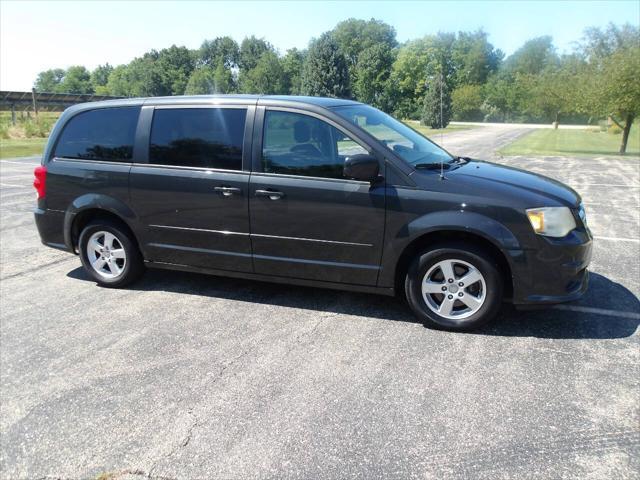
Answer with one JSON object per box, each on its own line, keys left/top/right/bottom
{"left": 249, "top": 108, "right": 385, "bottom": 286}
{"left": 131, "top": 106, "right": 253, "bottom": 272}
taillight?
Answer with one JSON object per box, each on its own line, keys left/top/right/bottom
{"left": 33, "top": 165, "right": 47, "bottom": 199}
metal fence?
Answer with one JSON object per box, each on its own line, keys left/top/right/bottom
{"left": 1, "top": 90, "right": 123, "bottom": 124}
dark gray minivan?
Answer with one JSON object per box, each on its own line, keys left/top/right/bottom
{"left": 34, "top": 95, "right": 592, "bottom": 330}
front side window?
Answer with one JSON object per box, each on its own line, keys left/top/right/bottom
{"left": 54, "top": 107, "right": 140, "bottom": 162}
{"left": 149, "top": 108, "right": 246, "bottom": 170}
{"left": 332, "top": 105, "right": 452, "bottom": 166}
{"left": 262, "top": 110, "right": 368, "bottom": 179}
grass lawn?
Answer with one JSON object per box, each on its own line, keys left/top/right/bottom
{"left": 0, "top": 138, "right": 47, "bottom": 159}
{"left": 499, "top": 125, "right": 640, "bottom": 157}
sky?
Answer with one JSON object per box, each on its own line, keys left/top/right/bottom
{"left": 1, "top": 0, "right": 639, "bottom": 91}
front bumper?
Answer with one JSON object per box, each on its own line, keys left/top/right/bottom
{"left": 509, "top": 228, "right": 592, "bottom": 305}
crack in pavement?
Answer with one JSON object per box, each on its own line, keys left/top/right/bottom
{"left": 1, "top": 256, "right": 76, "bottom": 281}
{"left": 35, "top": 469, "right": 175, "bottom": 480}
{"left": 143, "top": 318, "right": 329, "bottom": 478}
{"left": 303, "top": 317, "right": 324, "bottom": 340}
{"left": 145, "top": 345, "right": 256, "bottom": 478}
{"left": 292, "top": 316, "right": 328, "bottom": 348}
{"left": 180, "top": 409, "right": 198, "bottom": 448}
{"left": 141, "top": 318, "right": 329, "bottom": 478}
{"left": 147, "top": 410, "right": 199, "bottom": 479}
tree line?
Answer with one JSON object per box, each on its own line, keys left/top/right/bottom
{"left": 34, "top": 19, "right": 639, "bottom": 153}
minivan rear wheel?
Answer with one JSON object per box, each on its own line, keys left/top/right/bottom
{"left": 79, "top": 220, "right": 144, "bottom": 288}
{"left": 405, "top": 243, "right": 503, "bottom": 331}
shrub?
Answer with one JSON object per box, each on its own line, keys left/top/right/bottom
{"left": 608, "top": 124, "right": 623, "bottom": 135}
{"left": 452, "top": 84, "right": 484, "bottom": 121}
{"left": 23, "top": 117, "right": 55, "bottom": 138}
{"left": 421, "top": 78, "right": 452, "bottom": 129}
{"left": 481, "top": 102, "right": 502, "bottom": 122}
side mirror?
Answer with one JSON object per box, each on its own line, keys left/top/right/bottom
{"left": 343, "top": 154, "right": 380, "bottom": 182}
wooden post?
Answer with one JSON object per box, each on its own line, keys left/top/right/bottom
{"left": 11, "top": 104, "right": 16, "bottom": 125}
{"left": 31, "top": 88, "right": 39, "bottom": 117}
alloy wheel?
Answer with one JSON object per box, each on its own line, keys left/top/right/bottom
{"left": 86, "top": 231, "right": 127, "bottom": 279}
{"left": 421, "top": 258, "right": 487, "bottom": 320}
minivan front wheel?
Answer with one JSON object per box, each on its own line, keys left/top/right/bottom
{"left": 79, "top": 220, "right": 144, "bottom": 287}
{"left": 405, "top": 244, "right": 503, "bottom": 331}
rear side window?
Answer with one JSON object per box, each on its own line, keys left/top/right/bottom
{"left": 149, "top": 108, "right": 246, "bottom": 170}
{"left": 54, "top": 107, "right": 140, "bottom": 162}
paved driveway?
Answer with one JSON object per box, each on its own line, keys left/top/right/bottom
{"left": 434, "top": 124, "right": 532, "bottom": 159}
{"left": 1, "top": 125, "right": 639, "bottom": 479}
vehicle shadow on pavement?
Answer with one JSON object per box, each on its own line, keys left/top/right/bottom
{"left": 68, "top": 268, "right": 638, "bottom": 340}
{"left": 484, "top": 272, "right": 639, "bottom": 340}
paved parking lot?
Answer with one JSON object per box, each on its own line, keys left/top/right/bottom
{"left": 1, "top": 127, "right": 639, "bottom": 479}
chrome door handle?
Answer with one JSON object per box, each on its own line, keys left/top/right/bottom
{"left": 214, "top": 186, "right": 241, "bottom": 197}
{"left": 255, "top": 189, "right": 284, "bottom": 200}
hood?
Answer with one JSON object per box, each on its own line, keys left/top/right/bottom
{"left": 441, "top": 160, "right": 581, "bottom": 207}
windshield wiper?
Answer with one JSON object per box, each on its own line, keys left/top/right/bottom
{"left": 451, "top": 156, "right": 470, "bottom": 164}
{"left": 414, "top": 162, "right": 451, "bottom": 170}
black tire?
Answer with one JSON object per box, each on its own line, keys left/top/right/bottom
{"left": 78, "top": 219, "right": 144, "bottom": 288}
{"left": 404, "top": 243, "right": 503, "bottom": 331}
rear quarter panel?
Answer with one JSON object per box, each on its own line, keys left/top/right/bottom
{"left": 45, "top": 159, "right": 131, "bottom": 215}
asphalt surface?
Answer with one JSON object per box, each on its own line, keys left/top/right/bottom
{"left": 1, "top": 125, "right": 639, "bottom": 479}
{"left": 431, "top": 124, "right": 532, "bottom": 159}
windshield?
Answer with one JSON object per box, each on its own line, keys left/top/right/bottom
{"left": 332, "top": 105, "right": 453, "bottom": 166}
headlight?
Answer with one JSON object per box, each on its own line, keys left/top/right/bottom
{"left": 526, "top": 207, "right": 577, "bottom": 237}
{"left": 578, "top": 203, "right": 587, "bottom": 226}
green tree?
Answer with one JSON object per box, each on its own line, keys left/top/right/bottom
{"left": 281, "top": 48, "right": 305, "bottom": 95}
{"left": 199, "top": 36, "right": 240, "bottom": 69}
{"left": 301, "top": 33, "right": 350, "bottom": 98}
{"left": 104, "top": 65, "right": 130, "bottom": 96}
{"left": 581, "top": 23, "right": 638, "bottom": 61}
{"left": 331, "top": 18, "right": 397, "bottom": 88}
{"left": 91, "top": 64, "right": 114, "bottom": 95}
{"left": 213, "top": 62, "right": 235, "bottom": 93}
{"left": 600, "top": 46, "right": 640, "bottom": 153}
{"left": 451, "top": 30, "right": 503, "bottom": 86}
{"left": 421, "top": 73, "right": 452, "bottom": 128}
{"left": 132, "top": 54, "right": 168, "bottom": 96}
{"left": 451, "top": 84, "right": 484, "bottom": 120}
{"left": 58, "top": 66, "right": 93, "bottom": 94}
{"left": 105, "top": 55, "right": 167, "bottom": 97}
{"left": 239, "top": 51, "right": 287, "bottom": 94}
{"left": 578, "top": 24, "right": 640, "bottom": 153}
{"left": 29, "top": 21, "right": 638, "bottom": 136}
{"left": 388, "top": 39, "right": 431, "bottom": 118}
{"left": 574, "top": 24, "right": 640, "bottom": 154}
{"left": 353, "top": 43, "right": 395, "bottom": 110}
{"left": 33, "top": 68, "right": 65, "bottom": 92}
{"left": 504, "top": 36, "right": 558, "bottom": 75}
{"left": 184, "top": 66, "right": 216, "bottom": 94}
{"left": 483, "top": 71, "right": 528, "bottom": 121}
{"left": 239, "top": 36, "right": 273, "bottom": 72}
{"left": 331, "top": 18, "right": 397, "bottom": 64}
{"left": 157, "top": 45, "right": 196, "bottom": 95}
{"left": 388, "top": 33, "right": 455, "bottom": 119}
{"left": 517, "top": 54, "right": 586, "bottom": 123}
